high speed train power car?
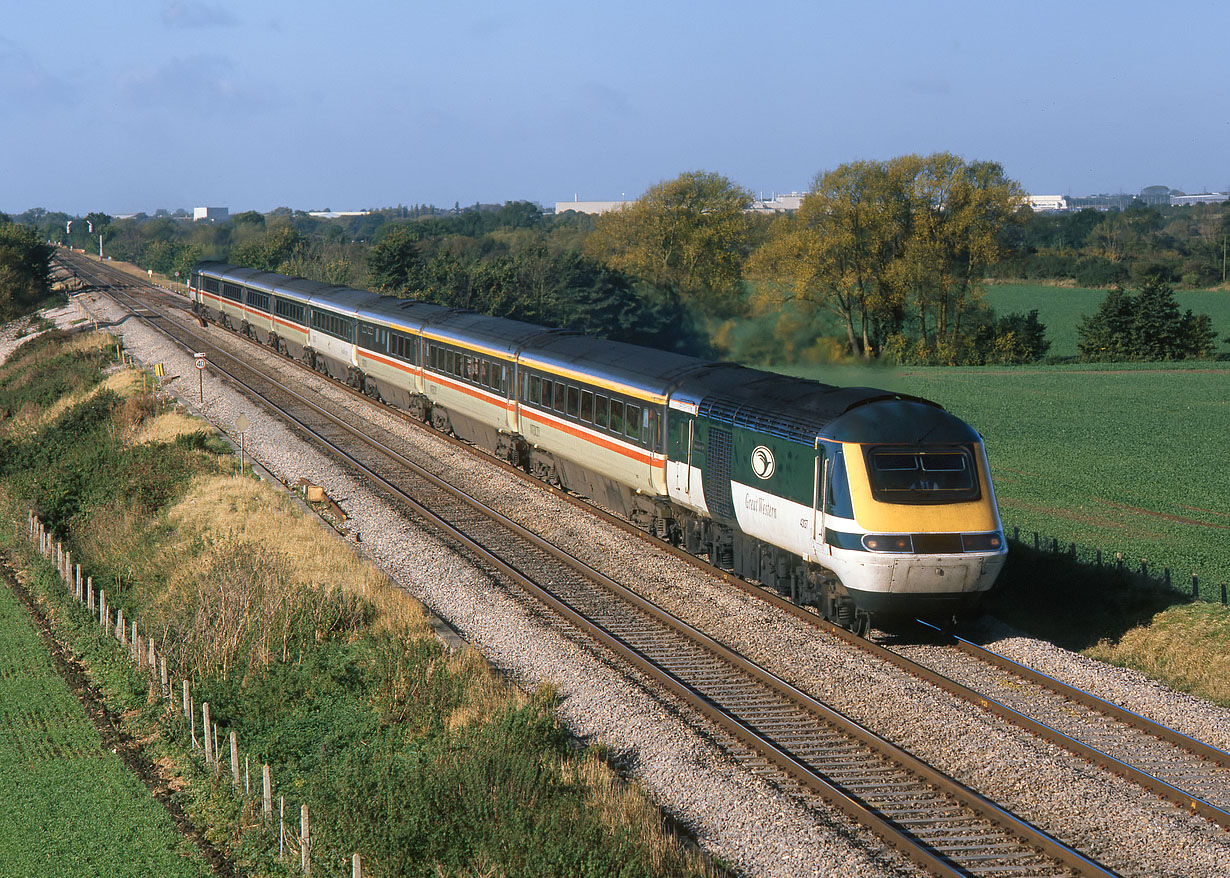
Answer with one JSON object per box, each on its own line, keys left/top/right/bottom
{"left": 191, "top": 262, "right": 1007, "bottom": 633}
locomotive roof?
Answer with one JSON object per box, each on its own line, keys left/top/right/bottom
{"left": 679, "top": 366, "right": 974, "bottom": 445}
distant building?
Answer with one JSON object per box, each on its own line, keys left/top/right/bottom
{"left": 193, "top": 206, "right": 229, "bottom": 223}
{"left": 1027, "top": 195, "right": 1068, "bottom": 212}
{"left": 1170, "top": 192, "right": 1228, "bottom": 206}
{"left": 554, "top": 199, "right": 632, "bottom": 215}
{"left": 1139, "top": 185, "right": 1172, "bottom": 206}
{"left": 1065, "top": 193, "right": 1137, "bottom": 212}
{"left": 307, "top": 210, "right": 370, "bottom": 219}
{"left": 749, "top": 192, "right": 805, "bottom": 213}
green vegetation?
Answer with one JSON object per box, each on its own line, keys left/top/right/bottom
{"left": 985, "top": 283, "right": 1230, "bottom": 358}
{"left": 0, "top": 566, "right": 211, "bottom": 877}
{"left": 0, "top": 329, "right": 713, "bottom": 878}
{"left": 993, "top": 201, "right": 1230, "bottom": 289}
{"left": 1076, "top": 277, "right": 1218, "bottom": 361}
{"left": 0, "top": 222, "right": 56, "bottom": 322}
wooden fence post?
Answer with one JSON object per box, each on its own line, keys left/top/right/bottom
{"left": 213, "top": 725, "right": 221, "bottom": 775}
{"left": 99, "top": 590, "right": 106, "bottom": 629}
{"left": 301, "top": 803, "right": 310, "bottom": 875}
{"left": 183, "top": 679, "right": 191, "bottom": 720}
{"left": 161, "top": 656, "right": 168, "bottom": 699}
{"left": 202, "top": 703, "right": 212, "bottom": 763}
{"left": 230, "top": 731, "right": 240, "bottom": 793}
{"left": 263, "top": 765, "right": 272, "bottom": 821}
{"left": 353, "top": 853, "right": 361, "bottom": 878}
{"left": 87, "top": 576, "right": 94, "bottom": 613}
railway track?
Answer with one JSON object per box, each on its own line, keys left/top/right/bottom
{"left": 57, "top": 251, "right": 1125, "bottom": 877}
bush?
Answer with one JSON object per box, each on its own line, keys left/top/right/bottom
{"left": 1077, "top": 277, "right": 1219, "bottom": 361}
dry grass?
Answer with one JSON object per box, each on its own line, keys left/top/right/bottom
{"left": 131, "top": 410, "right": 208, "bottom": 445}
{"left": 163, "top": 473, "right": 433, "bottom": 638}
{"left": 567, "top": 749, "right": 717, "bottom": 878}
{"left": 1085, "top": 603, "right": 1230, "bottom": 707}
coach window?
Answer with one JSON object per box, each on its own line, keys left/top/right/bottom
{"left": 609, "top": 399, "right": 624, "bottom": 435}
{"left": 565, "top": 385, "right": 578, "bottom": 418}
{"left": 496, "top": 365, "right": 506, "bottom": 394}
{"left": 529, "top": 375, "right": 541, "bottom": 405}
{"left": 648, "top": 409, "right": 662, "bottom": 452}
{"left": 625, "top": 403, "right": 641, "bottom": 441}
{"left": 594, "top": 394, "right": 608, "bottom": 429}
{"left": 580, "top": 390, "right": 593, "bottom": 423}
{"left": 553, "top": 381, "right": 566, "bottom": 413}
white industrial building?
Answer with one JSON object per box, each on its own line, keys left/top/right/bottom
{"left": 193, "top": 206, "right": 229, "bottom": 222}
{"left": 1170, "top": 192, "right": 1228, "bottom": 206}
{"left": 554, "top": 199, "right": 632, "bottom": 215}
{"left": 1027, "top": 195, "right": 1068, "bottom": 212}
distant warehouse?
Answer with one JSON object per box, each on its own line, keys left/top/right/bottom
{"left": 1170, "top": 192, "right": 1228, "bottom": 206}
{"left": 193, "top": 206, "right": 229, "bottom": 222}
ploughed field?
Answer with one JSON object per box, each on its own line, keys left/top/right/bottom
{"left": 787, "top": 361, "right": 1230, "bottom": 598}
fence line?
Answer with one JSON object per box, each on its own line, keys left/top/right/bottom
{"left": 1006, "top": 523, "right": 1228, "bottom": 606}
{"left": 24, "top": 510, "right": 367, "bottom": 877}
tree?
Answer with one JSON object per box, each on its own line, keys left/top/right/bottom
{"left": 586, "top": 171, "right": 753, "bottom": 312}
{"left": 229, "top": 226, "right": 306, "bottom": 273}
{"left": 366, "top": 225, "right": 424, "bottom": 293}
{"left": 1076, "top": 277, "right": 1219, "bottom": 361}
{"left": 1076, "top": 287, "right": 1136, "bottom": 361}
{"left": 748, "top": 153, "right": 1024, "bottom": 360}
{"left": 0, "top": 222, "right": 54, "bottom": 320}
{"left": 747, "top": 160, "right": 900, "bottom": 357}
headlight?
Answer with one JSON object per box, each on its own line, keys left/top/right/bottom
{"left": 961, "top": 532, "right": 1003, "bottom": 552}
{"left": 862, "top": 534, "right": 914, "bottom": 553}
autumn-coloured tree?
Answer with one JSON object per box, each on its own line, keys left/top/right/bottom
{"left": 586, "top": 171, "right": 752, "bottom": 313}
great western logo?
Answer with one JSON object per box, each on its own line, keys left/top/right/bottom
{"left": 744, "top": 495, "right": 778, "bottom": 518}
{"left": 750, "top": 445, "right": 775, "bottom": 479}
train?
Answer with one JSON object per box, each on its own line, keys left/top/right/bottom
{"left": 190, "top": 262, "right": 1007, "bottom": 633}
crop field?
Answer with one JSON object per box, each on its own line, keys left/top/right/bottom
{"left": 984, "top": 283, "right": 1230, "bottom": 358}
{"left": 788, "top": 361, "right": 1230, "bottom": 598}
{"left": 0, "top": 578, "right": 209, "bottom": 877}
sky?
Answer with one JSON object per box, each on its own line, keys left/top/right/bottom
{"left": 3, "top": 0, "right": 1229, "bottom": 216}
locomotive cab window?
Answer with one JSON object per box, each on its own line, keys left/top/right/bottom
{"left": 865, "top": 446, "right": 980, "bottom": 504}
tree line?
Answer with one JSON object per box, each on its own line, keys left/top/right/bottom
{"left": 10, "top": 156, "right": 1226, "bottom": 364}
{"left": 0, "top": 217, "right": 54, "bottom": 322}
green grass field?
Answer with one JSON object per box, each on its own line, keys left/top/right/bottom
{"left": 0, "top": 576, "right": 210, "bottom": 878}
{"left": 787, "top": 360, "right": 1230, "bottom": 598}
{"left": 985, "top": 283, "right": 1230, "bottom": 358}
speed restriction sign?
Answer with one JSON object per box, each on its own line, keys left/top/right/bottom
{"left": 194, "top": 353, "right": 207, "bottom": 370}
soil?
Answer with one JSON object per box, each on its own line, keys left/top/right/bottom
{"left": 0, "top": 550, "right": 236, "bottom": 878}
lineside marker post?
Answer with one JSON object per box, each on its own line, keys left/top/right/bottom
{"left": 194, "top": 353, "right": 207, "bottom": 403}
